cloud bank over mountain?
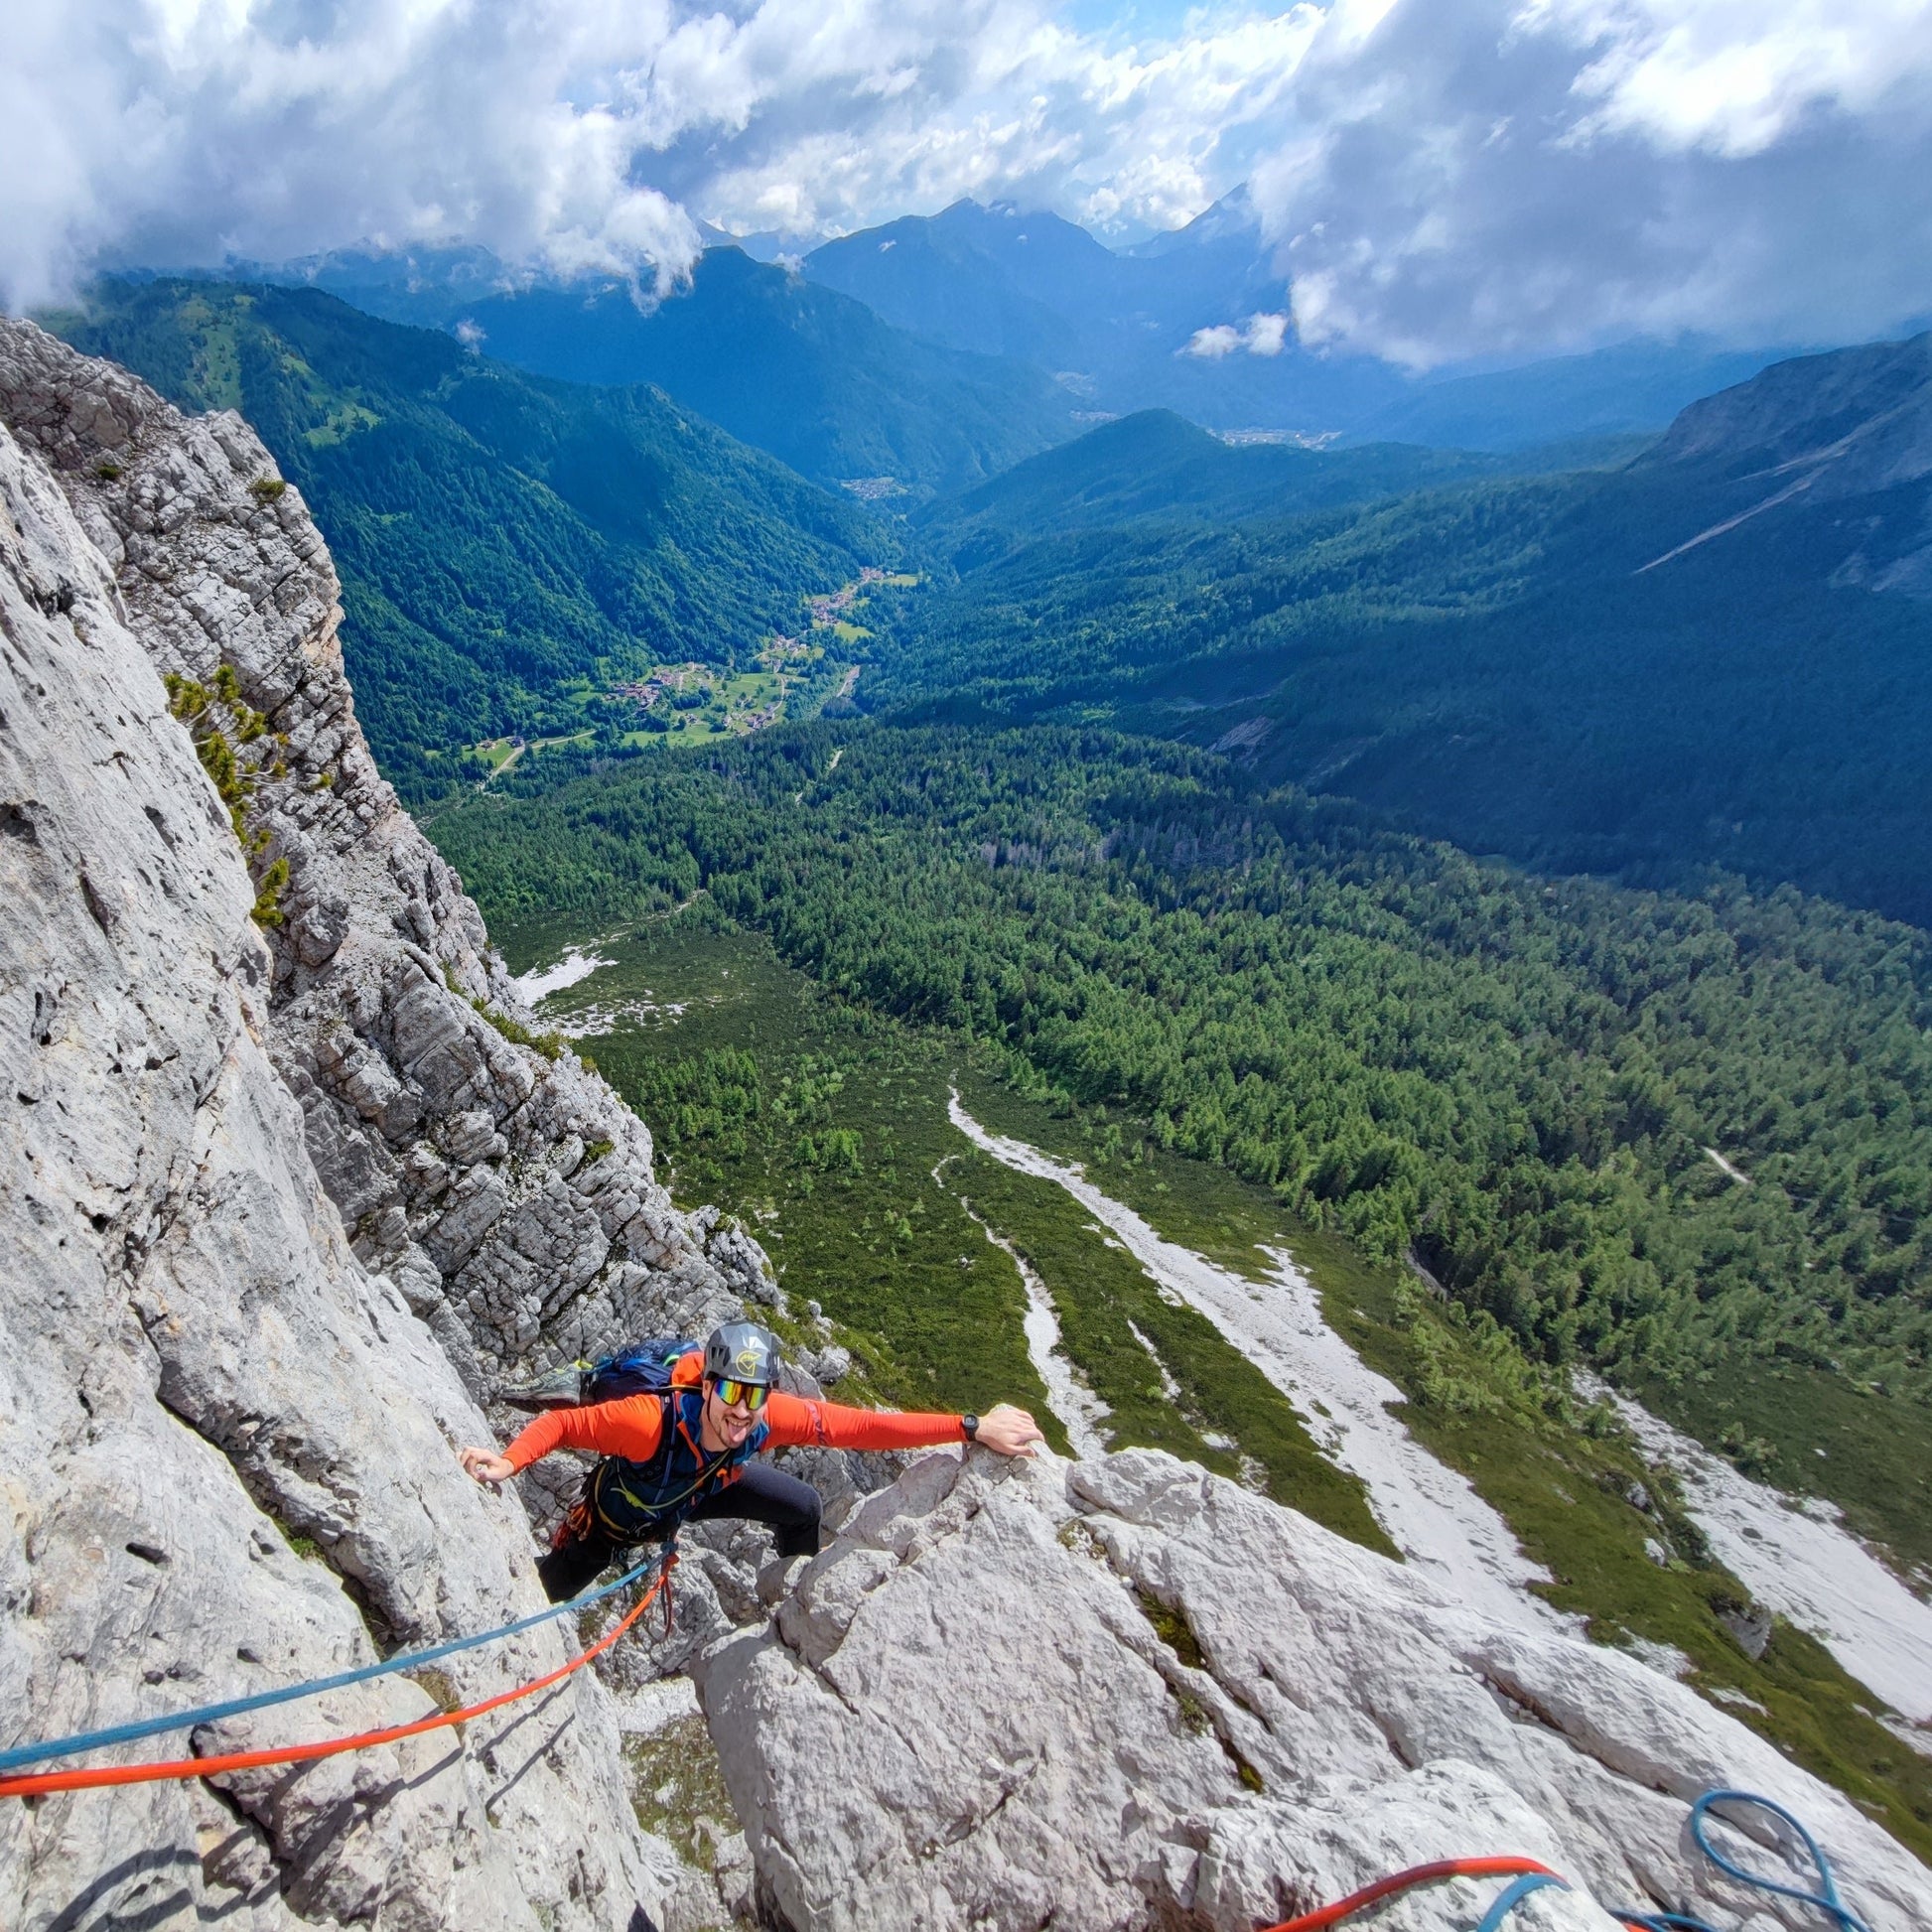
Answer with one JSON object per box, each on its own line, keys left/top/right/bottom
{"left": 4, "top": 0, "right": 1929, "bottom": 363}
{"left": 1255, "top": 0, "right": 1932, "bottom": 364}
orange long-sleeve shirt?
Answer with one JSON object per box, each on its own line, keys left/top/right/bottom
{"left": 502, "top": 1365, "right": 968, "bottom": 1473}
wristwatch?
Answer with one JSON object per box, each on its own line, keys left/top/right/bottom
{"left": 961, "top": 1413, "right": 980, "bottom": 1443}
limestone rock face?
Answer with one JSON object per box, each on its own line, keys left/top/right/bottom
{"left": 0, "top": 322, "right": 752, "bottom": 1927}
{"left": 694, "top": 1447, "right": 1932, "bottom": 1932}
{"left": 0, "top": 317, "right": 768, "bottom": 1401}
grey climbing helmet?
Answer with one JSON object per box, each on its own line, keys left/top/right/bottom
{"left": 703, "top": 1319, "right": 782, "bottom": 1391}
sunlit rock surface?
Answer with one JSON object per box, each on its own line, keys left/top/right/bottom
{"left": 696, "top": 1446, "right": 1932, "bottom": 1932}
{"left": 0, "top": 317, "right": 761, "bottom": 1929}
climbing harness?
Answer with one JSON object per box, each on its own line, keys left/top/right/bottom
{"left": 1258, "top": 1787, "right": 1874, "bottom": 1932}
{"left": 585, "top": 1384, "right": 767, "bottom": 1544}
{"left": 0, "top": 1551, "right": 674, "bottom": 1800}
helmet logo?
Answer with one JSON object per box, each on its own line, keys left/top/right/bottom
{"left": 735, "top": 1346, "right": 762, "bottom": 1376}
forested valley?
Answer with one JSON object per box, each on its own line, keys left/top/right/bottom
{"left": 880, "top": 360, "right": 1932, "bottom": 926}
{"left": 437, "top": 723, "right": 1932, "bottom": 1543}
{"left": 45, "top": 280, "right": 886, "bottom": 795}
{"left": 50, "top": 275, "right": 1932, "bottom": 1575}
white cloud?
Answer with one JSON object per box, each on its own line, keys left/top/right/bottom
{"left": 1, "top": 0, "right": 1321, "bottom": 311}
{"left": 1249, "top": 0, "right": 1932, "bottom": 364}
{"left": 2, "top": 0, "right": 1929, "bottom": 361}
{"left": 1183, "top": 323, "right": 1244, "bottom": 357}
{"left": 1182, "top": 311, "right": 1292, "bottom": 356}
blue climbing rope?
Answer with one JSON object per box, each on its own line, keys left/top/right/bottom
{"left": 1474, "top": 1871, "right": 1570, "bottom": 1930}
{"left": 1693, "top": 1789, "right": 1872, "bottom": 1932}
{"left": 1605, "top": 1789, "right": 1876, "bottom": 1932}
{"left": 0, "top": 1552, "right": 662, "bottom": 1774}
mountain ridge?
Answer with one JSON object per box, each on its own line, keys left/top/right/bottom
{"left": 876, "top": 332, "right": 1932, "bottom": 925}
{"left": 295, "top": 244, "right": 1084, "bottom": 493}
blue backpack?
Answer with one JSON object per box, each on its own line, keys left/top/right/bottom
{"left": 583, "top": 1336, "right": 701, "bottom": 1404}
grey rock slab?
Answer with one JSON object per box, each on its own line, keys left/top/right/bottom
{"left": 0, "top": 316, "right": 761, "bottom": 1391}
{"left": 0, "top": 378, "right": 667, "bottom": 1929}
{"left": 695, "top": 1446, "right": 1932, "bottom": 1932}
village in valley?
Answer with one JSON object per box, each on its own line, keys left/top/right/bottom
{"left": 466, "top": 568, "right": 916, "bottom": 775}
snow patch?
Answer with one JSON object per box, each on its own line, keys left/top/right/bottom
{"left": 957, "top": 1196, "right": 1112, "bottom": 1459}
{"left": 510, "top": 945, "right": 615, "bottom": 1005}
{"left": 1596, "top": 1381, "right": 1932, "bottom": 1724}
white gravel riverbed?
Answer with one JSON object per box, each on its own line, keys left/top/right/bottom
{"left": 949, "top": 1095, "right": 1578, "bottom": 1635}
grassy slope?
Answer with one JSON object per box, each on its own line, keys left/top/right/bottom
{"left": 506, "top": 912, "right": 1386, "bottom": 1552}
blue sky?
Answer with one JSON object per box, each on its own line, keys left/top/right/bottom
{"left": 1060, "top": 1, "right": 1211, "bottom": 35}
{"left": 5, "top": 0, "right": 1931, "bottom": 364}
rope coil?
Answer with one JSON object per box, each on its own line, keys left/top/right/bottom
{"left": 1257, "top": 1787, "right": 1874, "bottom": 1932}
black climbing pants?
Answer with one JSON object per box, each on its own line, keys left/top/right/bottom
{"left": 536, "top": 1459, "right": 823, "bottom": 1603}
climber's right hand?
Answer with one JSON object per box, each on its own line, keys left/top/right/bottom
{"left": 461, "top": 1447, "right": 515, "bottom": 1486}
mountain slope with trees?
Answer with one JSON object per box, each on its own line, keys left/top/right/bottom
{"left": 433, "top": 720, "right": 1932, "bottom": 1565}
{"left": 912, "top": 408, "right": 1624, "bottom": 565}
{"left": 306, "top": 245, "right": 1084, "bottom": 494}
{"left": 46, "top": 279, "right": 881, "bottom": 791}
{"left": 877, "top": 336, "right": 1932, "bottom": 925}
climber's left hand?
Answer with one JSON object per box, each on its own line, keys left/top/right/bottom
{"left": 974, "top": 1404, "right": 1046, "bottom": 1457}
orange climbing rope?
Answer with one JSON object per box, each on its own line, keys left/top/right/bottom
{"left": 1258, "top": 1856, "right": 1565, "bottom": 1932}
{"left": 0, "top": 1558, "right": 672, "bottom": 1802}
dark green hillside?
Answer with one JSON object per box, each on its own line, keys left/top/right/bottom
{"left": 875, "top": 344, "right": 1932, "bottom": 926}
{"left": 45, "top": 280, "right": 880, "bottom": 791}
{"left": 915, "top": 409, "right": 1560, "bottom": 563}
{"left": 406, "top": 248, "right": 1081, "bottom": 494}
{"left": 433, "top": 722, "right": 1932, "bottom": 1568}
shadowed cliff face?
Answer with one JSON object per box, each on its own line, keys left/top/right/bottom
{"left": 0, "top": 318, "right": 780, "bottom": 1929}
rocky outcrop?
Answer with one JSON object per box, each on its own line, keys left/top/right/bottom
{"left": 1643, "top": 330, "right": 1932, "bottom": 498}
{"left": 0, "top": 320, "right": 792, "bottom": 1928}
{"left": 0, "top": 393, "right": 700, "bottom": 1926}
{"left": 1636, "top": 330, "right": 1932, "bottom": 594}
{"left": 695, "top": 1447, "right": 1932, "bottom": 1931}
{"left": 0, "top": 317, "right": 769, "bottom": 1407}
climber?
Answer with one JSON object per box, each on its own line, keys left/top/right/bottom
{"left": 459, "top": 1319, "right": 1044, "bottom": 1600}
